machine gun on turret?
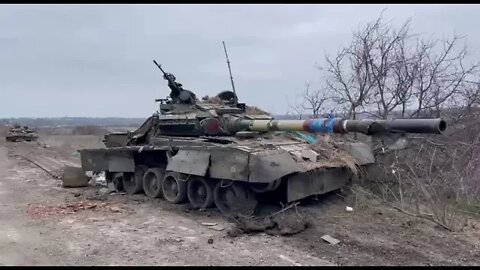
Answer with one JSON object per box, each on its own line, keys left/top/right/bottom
{"left": 153, "top": 60, "right": 196, "bottom": 105}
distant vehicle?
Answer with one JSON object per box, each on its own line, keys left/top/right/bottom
{"left": 6, "top": 124, "right": 39, "bottom": 142}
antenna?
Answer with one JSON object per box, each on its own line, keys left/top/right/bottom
{"left": 222, "top": 41, "right": 236, "bottom": 96}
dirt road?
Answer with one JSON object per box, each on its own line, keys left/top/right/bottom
{"left": 0, "top": 141, "right": 333, "bottom": 266}
{"left": 1, "top": 135, "right": 479, "bottom": 266}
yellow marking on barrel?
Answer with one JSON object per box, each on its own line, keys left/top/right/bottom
{"left": 250, "top": 120, "right": 271, "bottom": 131}
{"left": 275, "top": 120, "right": 305, "bottom": 131}
{"left": 250, "top": 120, "right": 305, "bottom": 131}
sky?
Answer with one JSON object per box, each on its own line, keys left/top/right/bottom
{"left": 1, "top": 4, "right": 480, "bottom": 118}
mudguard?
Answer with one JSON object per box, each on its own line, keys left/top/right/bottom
{"left": 166, "top": 150, "right": 210, "bottom": 176}
{"left": 248, "top": 150, "right": 303, "bottom": 183}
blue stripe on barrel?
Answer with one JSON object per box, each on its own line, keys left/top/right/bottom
{"left": 306, "top": 118, "right": 336, "bottom": 133}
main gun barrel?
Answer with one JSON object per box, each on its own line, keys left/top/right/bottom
{"left": 232, "top": 118, "right": 447, "bottom": 135}
{"left": 343, "top": 118, "right": 447, "bottom": 135}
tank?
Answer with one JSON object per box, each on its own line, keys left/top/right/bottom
{"left": 79, "top": 61, "right": 447, "bottom": 216}
{"left": 5, "top": 124, "right": 39, "bottom": 142}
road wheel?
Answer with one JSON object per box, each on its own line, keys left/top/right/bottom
{"left": 162, "top": 172, "right": 187, "bottom": 204}
{"left": 187, "top": 177, "right": 215, "bottom": 209}
{"left": 143, "top": 168, "right": 165, "bottom": 198}
{"left": 214, "top": 181, "right": 258, "bottom": 216}
{"left": 123, "top": 165, "right": 147, "bottom": 195}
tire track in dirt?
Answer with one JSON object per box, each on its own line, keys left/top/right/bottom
{"left": 0, "top": 142, "right": 335, "bottom": 266}
{"left": 0, "top": 146, "right": 74, "bottom": 265}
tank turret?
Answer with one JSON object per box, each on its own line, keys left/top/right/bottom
{"left": 147, "top": 62, "right": 447, "bottom": 138}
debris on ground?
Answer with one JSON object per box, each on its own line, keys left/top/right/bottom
{"left": 98, "top": 187, "right": 114, "bottom": 195}
{"left": 91, "top": 172, "right": 106, "bottom": 186}
{"left": 321, "top": 235, "right": 340, "bottom": 245}
{"left": 346, "top": 206, "right": 353, "bottom": 212}
{"left": 207, "top": 238, "right": 214, "bottom": 244}
{"left": 109, "top": 206, "right": 123, "bottom": 213}
{"left": 26, "top": 201, "right": 127, "bottom": 219}
{"left": 201, "top": 222, "right": 218, "bottom": 226}
{"left": 227, "top": 206, "right": 312, "bottom": 237}
{"left": 208, "top": 225, "right": 225, "bottom": 231}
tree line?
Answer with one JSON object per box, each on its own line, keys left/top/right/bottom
{"left": 290, "top": 13, "right": 480, "bottom": 120}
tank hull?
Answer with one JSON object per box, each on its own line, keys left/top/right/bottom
{"left": 5, "top": 134, "right": 38, "bottom": 142}
{"left": 80, "top": 135, "right": 373, "bottom": 204}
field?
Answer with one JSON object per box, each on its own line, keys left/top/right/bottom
{"left": 0, "top": 126, "right": 479, "bottom": 266}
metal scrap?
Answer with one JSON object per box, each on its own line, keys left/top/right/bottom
{"left": 321, "top": 235, "right": 340, "bottom": 245}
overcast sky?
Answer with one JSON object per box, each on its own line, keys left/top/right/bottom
{"left": 1, "top": 4, "right": 479, "bottom": 118}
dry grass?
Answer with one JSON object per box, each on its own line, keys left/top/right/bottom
{"left": 309, "top": 135, "right": 360, "bottom": 177}
{"left": 363, "top": 111, "right": 480, "bottom": 231}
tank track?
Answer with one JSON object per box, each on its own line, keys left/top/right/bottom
{"left": 104, "top": 165, "right": 280, "bottom": 216}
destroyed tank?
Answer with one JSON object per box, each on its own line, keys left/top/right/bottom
{"left": 79, "top": 61, "right": 447, "bottom": 215}
{"left": 6, "top": 124, "right": 39, "bottom": 142}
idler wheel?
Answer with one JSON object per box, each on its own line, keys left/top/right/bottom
{"left": 187, "top": 177, "right": 215, "bottom": 209}
{"left": 162, "top": 172, "right": 188, "bottom": 204}
{"left": 123, "top": 165, "right": 147, "bottom": 195}
{"left": 142, "top": 168, "right": 165, "bottom": 198}
{"left": 214, "top": 180, "right": 258, "bottom": 216}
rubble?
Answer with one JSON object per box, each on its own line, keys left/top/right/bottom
{"left": 208, "top": 225, "right": 225, "bottom": 231}
{"left": 201, "top": 222, "right": 218, "bottom": 226}
{"left": 25, "top": 201, "right": 127, "bottom": 219}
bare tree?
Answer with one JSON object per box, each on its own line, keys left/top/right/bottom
{"left": 313, "top": 11, "right": 480, "bottom": 232}
{"left": 366, "top": 18, "right": 417, "bottom": 119}
{"left": 324, "top": 15, "right": 386, "bottom": 120}
{"left": 287, "top": 97, "right": 305, "bottom": 120}
{"left": 460, "top": 80, "right": 480, "bottom": 111}
{"left": 325, "top": 49, "right": 373, "bottom": 119}
{"left": 288, "top": 82, "right": 331, "bottom": 119}
{"left": 300, "top": 82, "right": 331, "bottom": 118}
{"left": 409, "top": 35, "right": 480, "bottom": 117}
{"left": 322, "top": 13, "right": 479, "bottom": 120}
